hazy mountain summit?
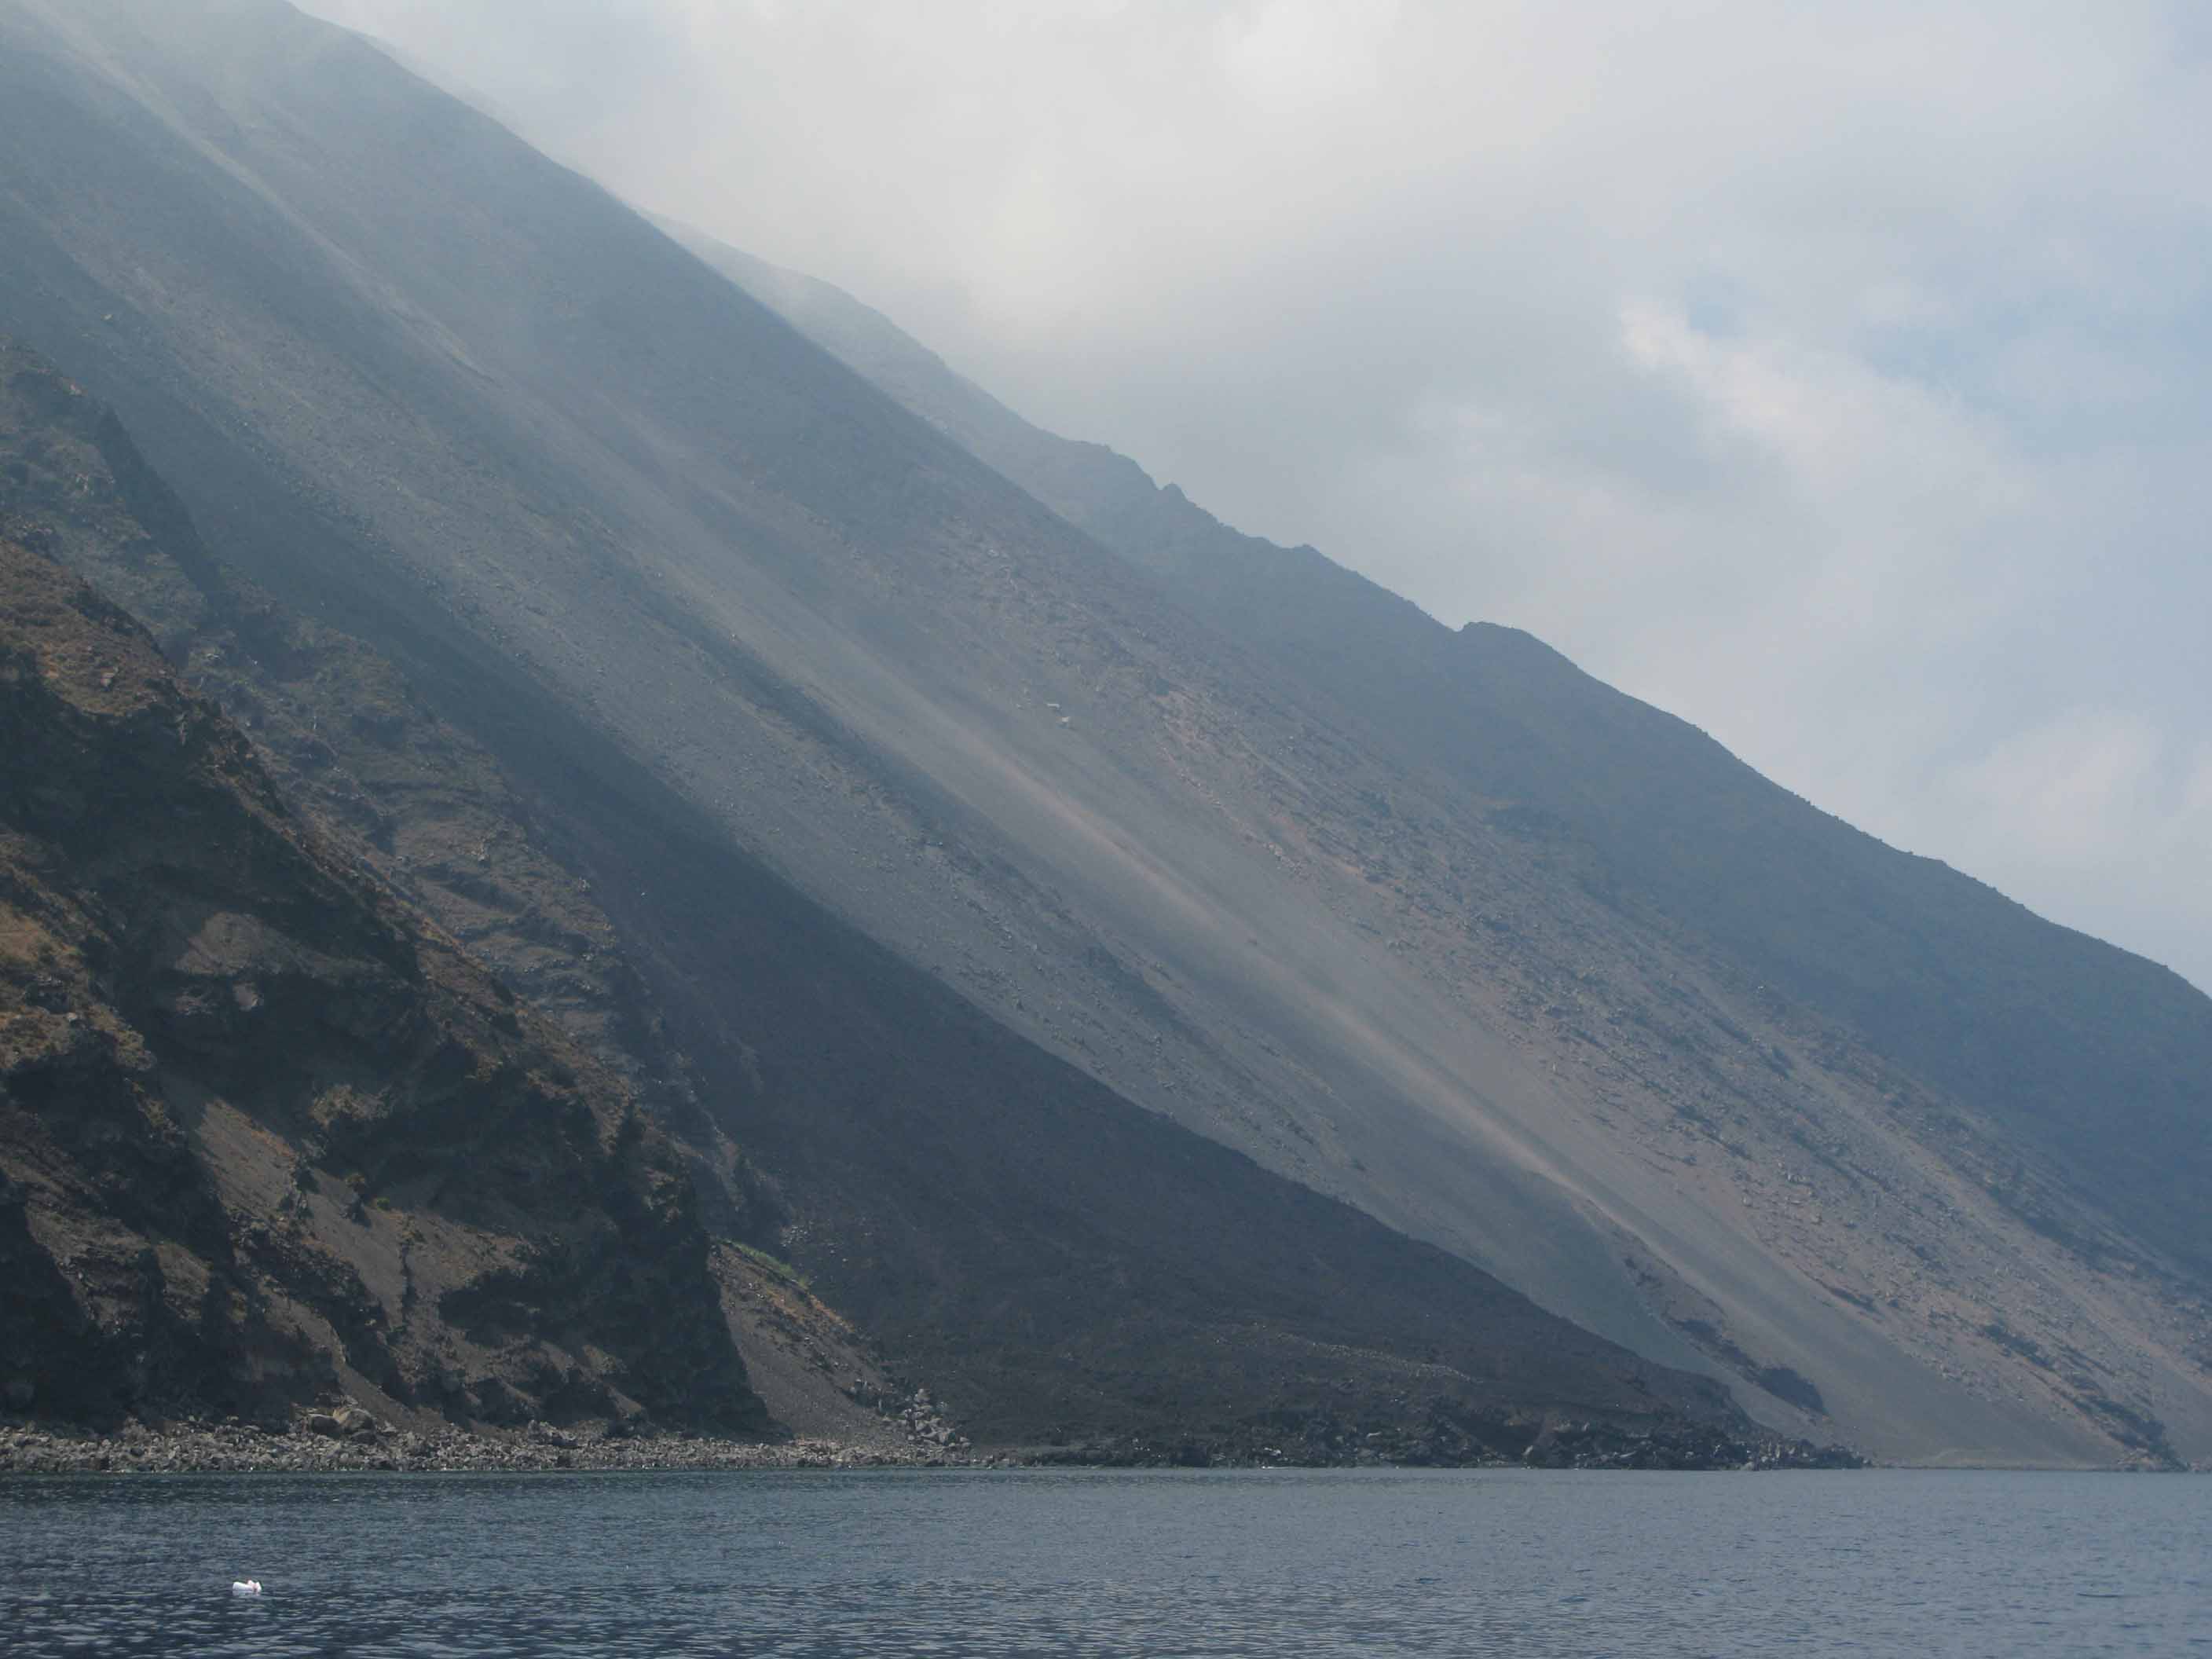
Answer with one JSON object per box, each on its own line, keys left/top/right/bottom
{"left": 0, "top": 0, "right": 2205, "bottom": 1465}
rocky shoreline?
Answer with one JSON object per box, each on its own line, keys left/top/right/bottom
{"left": 1, "top": 1410, "right": 1868, "bottom": 1476}
{"left": 0, "top": 1417, "right": 990, "bottom": 1475}
{"left": 1025, "top": 1419, "right": 1868, "bottom": 1473}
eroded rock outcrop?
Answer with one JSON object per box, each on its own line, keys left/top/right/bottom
{"left": 0, "top": 535, "right": 763, "bottom": 1433}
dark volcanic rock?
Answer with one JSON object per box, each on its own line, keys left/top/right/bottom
{"left": 0, "top": 534, "right": 763, "bottom": 1434}
{"left": 0, "top": 1415, "right": 961, "bottom": 1474}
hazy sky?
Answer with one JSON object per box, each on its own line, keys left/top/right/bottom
{"left": 302, "top": 0, "right": 2211, "bottom": 992}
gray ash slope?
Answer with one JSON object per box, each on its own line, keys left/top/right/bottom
{"left": 0, "top": 335, "right": 1749, "bottom": 1458}
{"left": 710, "top": 222, "right": 2212, "bottom": 1298}
{"left": 675, "top": 225, "right": 2212, "bottom": 1467}
{"left": 0, "top": 0, "right": 2203, "bottom": 1463}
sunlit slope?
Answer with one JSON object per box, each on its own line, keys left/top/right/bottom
{"left": 2, "top": 0, "right": 2205, "bottom": 1463}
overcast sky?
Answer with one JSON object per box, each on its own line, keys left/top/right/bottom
{"left": 302, "top": 0, "right": 2211, "bottom": 992}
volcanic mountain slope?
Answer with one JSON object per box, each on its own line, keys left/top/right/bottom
{"left": 678, "top": 228, "right": 2212, "bottom": 1466}
{"left": 0, "top": 0, "right": 2204, "bottom": 1464}
{"left": 0, "top": 343, "right": 1764, "bottom": 1458}
{"left": 690, "top": 222, "right": 2212, "bottom": 1298}
{"left": 0, "top": 530, "right": 763, "bottom": 1431}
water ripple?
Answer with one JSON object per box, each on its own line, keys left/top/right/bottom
{"left": 1, "top": 1467, "right": 2204, "bottom": 1656}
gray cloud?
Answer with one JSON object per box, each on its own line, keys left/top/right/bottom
{"left": 305, "top": 0, "right": 2212, "bottom": 990}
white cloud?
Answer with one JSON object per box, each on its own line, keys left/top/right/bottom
{"left": 1216, "top": 0, "right": 1403, "bottom": 111}
{"left": 1954, "top": 712, "right": 2170, "bottom": 866}
{"left": 1933, "top": 712, "right": 2212, "bottom": 980}
{"left": 298, "top": 0, "right": 2212, "bottom": 989}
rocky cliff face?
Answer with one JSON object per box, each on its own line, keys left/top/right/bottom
{"left": 0, "top": 532, "right": 763, "bottom": 1430}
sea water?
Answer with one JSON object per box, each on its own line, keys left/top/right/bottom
{"left": 2, "top": 1467, "right": 2205, "bottom": 1655}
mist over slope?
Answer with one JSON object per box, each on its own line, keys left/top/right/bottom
{"left": 684, "top": 222, "right": 2212, "bottom": 1289}
{"left": 0, "top": 237, "right": 1754, "bottom": 1464}
{"left": 0, "top": 0, "right": 2205, "bottom": 1465}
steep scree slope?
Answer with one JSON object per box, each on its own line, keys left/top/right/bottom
{"left": 673, "top": 227, "right": 2212, "bottom": 1468}
{"left": 0, "top": 346, "right": 1761, "bottom": 1456}
{"left": 2, "top": 0, "right": 2205, "bottom": 1463}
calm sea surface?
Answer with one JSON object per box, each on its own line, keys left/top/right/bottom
{"left": 1, "top": 1467, "right": 2205, "bottom": 1656}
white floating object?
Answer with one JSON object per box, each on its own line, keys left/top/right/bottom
{"left": 231, "top": 1580, "right": 262, "bottom": 1597}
